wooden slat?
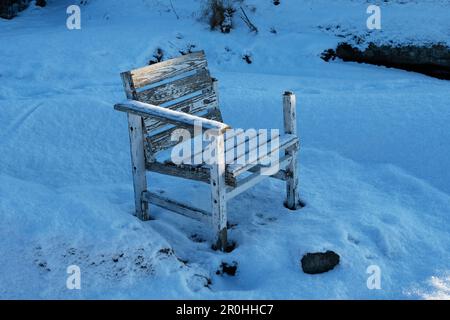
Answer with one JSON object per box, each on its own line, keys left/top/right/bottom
{"left": 143, "top": 191, "right": 210, "bottom": 223}
{"left": 147, "top": 161, "right": 210, "bottom": 183}
{"left": 162, "top": 130, "right": 295, "bottom": 178}
{"left": 180, "top": 129, "right": 238, "bottom": 164}
{"left": 130, "top": 51, "right": 207, "bottom": 89}
{"left": 185, "top": 130, "right": 282, "bottom": 172}
{"left": 182, "top": 129, "right": 280, "bottom": 166}
{"left": 145, "top": 91, "right": 219, "bottom": 133}
{"left": 136, "top": 69, "right": 213, "bottom": 105}
{"left": 226, "top": 155, "right": 292, "bottom": 201}
{"left": 247, "top": 166, "right": 287, "bottom": 181}
{"left": 228, "top": 134, "right": 298, "bottom": 177}
{"left": 147, "top": 108, "right": 223, "bottom": 154}
{"left": 146, "top": 160, "right": 237, "bottom": 187}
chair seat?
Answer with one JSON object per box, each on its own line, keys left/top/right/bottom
{"left": 146, "top": 132, "right": 299, "bottom": 187}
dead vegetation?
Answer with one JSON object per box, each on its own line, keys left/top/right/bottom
{"left": 202, "top": 0, "right": 237, "bottom": 33}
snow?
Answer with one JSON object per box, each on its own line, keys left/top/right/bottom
{"left": 0, "top": 0, "right": 449, "bottom": 299}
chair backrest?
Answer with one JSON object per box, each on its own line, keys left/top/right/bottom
{"left": 121, "top": 51, "right": 223, "bottom": 158}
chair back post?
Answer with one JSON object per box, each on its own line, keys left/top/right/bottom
{"left": 121, "top": 71, "right": 150, "bottom": 221}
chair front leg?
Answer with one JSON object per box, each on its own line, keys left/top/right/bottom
{"left": 209, "top": 132, "right": 228, "bottom": 251}
{"left": 127, "top": 113, "right": 150, "bottom": 221}
{"left": 283, "top": 91, "right": 301, "bottom": 210}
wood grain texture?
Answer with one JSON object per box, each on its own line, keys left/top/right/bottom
{"left": 211, "top": 78, "right": 224, "bottom": 122}
{"left": 131, "top": 51, "right": 207, "bottom": 89}
{"left": 143, "top": 191, "right": 210, "bottom": 223}
{"left": 136, "top": 69, "right": 213, "bottom": 105}
{"left": 121, "top": 71, "right": 150, "bottom": 220}
{"left": 144, "top": 91, "right": 219, "bottom": 133}
{"left": 227, "top": 134, "right": 298, "bottom": 176}
{"left": 146, "top": 160, "right": 237, "bottom": 187}
{"left": 210, "top": 133, "right": 228, "bottom": 251}
{"left": 146, "top": 108, "right": 223, "bottom": 154}
{"left": 226, "top": 155, "right": 292, "bottom": 201}
{"left": 114, "top": 100, "right": 229, "bottom": 133}
{"left": 283, "top": 91, "right": 300, "bottom": 210}
{"left": 127, "top": 114, "right": 150, "bottom": 221}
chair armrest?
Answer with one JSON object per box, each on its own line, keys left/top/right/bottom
{"left": 114, "top": 100, "right": 230, "bottom": 134}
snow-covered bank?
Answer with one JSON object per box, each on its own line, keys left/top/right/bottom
{"left": 0, "top": 0, "right": 449, "bottom": 299}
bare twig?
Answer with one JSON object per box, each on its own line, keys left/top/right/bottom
{"left": 239, "top": 6, "right": 258, "bottom": 34}
{"left": 169, "top": 0, "right": 180, "bottom": 20}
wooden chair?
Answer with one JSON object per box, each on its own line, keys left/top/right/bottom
{"left": 114, "top": 51, "right": 301, "bottom": 251}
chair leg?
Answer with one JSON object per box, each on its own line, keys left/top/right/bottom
{"left": 210, "top": 167, "right": 228, "bottom": 250}
{"left": 210, "top": 134, "right": 228, "bottom": 251}
{"left": 127, "top": 113, "right": 150, "bottom": 221}
{"left": 285, "top": 152, "right": 300, "bottom": 210}
{"left": 283, "top": 91, "right": 301, "bottom": 210}
{"left": 211, "top": 176, "right": 228, "bottom": 250}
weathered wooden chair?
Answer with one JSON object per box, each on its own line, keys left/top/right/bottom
{"left": 114, "top": 51, "right": 301, "bottom": 251}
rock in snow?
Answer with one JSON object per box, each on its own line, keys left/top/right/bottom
{"left": 301, "top": 251, "right": 340, "bottom": 274}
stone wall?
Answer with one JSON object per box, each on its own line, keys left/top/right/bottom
{"left": 335, "top": 43, "right": 450, "bottom": 80}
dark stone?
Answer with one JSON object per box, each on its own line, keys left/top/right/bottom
{"left": 158, "top": 248, "right": 174, "bottom": 256}
{"left": 0, "top": 0, "right": 31, "bottom": 20}
{"left": 333, "top": 42, "right": 450, "bottom": 80}
{"left": 148, "top": 48, "right": 164, "bottom": 65}
{"left": 223, "top": 240, "right": 237, "bottom": 253}
{"left": 301, "top": 251, "right": 340, "bottom": 274}
{"left": 189, "top": 233, "right": 206, "bottom": 243}
{"left": 216, "top": 261, "right": 238, "bottom": 276}
{"left": 36, "top": 0, "right": 46, "bottom": 8}
{"left": 320, "top": 49, "right": 337, "bottom": 62}
{"left": 243, "top": 54, "right": 252, "bottom": 64}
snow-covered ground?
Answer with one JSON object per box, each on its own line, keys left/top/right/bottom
{"left": 0, "top": 0, "right": 449, "bottom": 299}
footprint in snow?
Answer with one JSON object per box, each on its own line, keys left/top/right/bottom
{"left": 347, "top": 234, "right": 360, "bottom": 245}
